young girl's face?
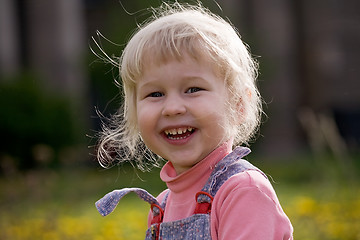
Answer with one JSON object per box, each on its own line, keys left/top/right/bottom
{"left": 136, "top": 54, "right": 232, "bottom": 174}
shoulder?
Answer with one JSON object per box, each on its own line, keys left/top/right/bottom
{"left": 211, "top": 170, "right": 293, "bottom": 239}
{"left": 216, "top": 169, "right": 278, "bottom": 204}
{"left": 212, "top": 169, "right": 286, "bottom": 226}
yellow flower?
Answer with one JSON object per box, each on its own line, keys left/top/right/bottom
{"left": 294, "top": 196, "right": 318, "bottom": 217}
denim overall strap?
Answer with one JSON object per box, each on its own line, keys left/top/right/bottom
{"left": 95, "top": 188, "right": 160, "bottom": 217}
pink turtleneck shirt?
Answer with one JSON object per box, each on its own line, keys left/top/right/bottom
{"left": 148, "top": 142, "right": 293, "bottom": 239}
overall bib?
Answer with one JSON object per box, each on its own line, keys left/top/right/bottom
{"left": 96, "top": 147, "right": 266, "bottom": 240}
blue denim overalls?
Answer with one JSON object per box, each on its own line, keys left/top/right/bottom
{"left": 96, "top": 147, "right": 265, "bottom": 240}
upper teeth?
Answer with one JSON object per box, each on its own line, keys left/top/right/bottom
{"left": 165, "top": 127, "right": 193, "bottom": 135}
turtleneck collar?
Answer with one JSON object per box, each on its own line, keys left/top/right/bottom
{"left": 160, "top": 141, "right": 233, "bottom": 196}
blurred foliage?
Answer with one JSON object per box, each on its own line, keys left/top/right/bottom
{"left": 88, "top": 58, "right": 121, "bottom": 119}
{"left": 0, "top": 73, "right": 81, "bottom": 169}
{"left": 0, "top": 158, "right": 359, "bottom": 240}
{"left": 287, "top": 194, "right": 360, "bottom": 239}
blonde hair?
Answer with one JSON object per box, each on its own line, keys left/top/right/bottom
{"left": 97, "top": 2, "right": 262, "bottom": 170}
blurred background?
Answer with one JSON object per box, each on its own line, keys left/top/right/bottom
{"left": 0, "top": 0, "right": 359, "bottom": 239}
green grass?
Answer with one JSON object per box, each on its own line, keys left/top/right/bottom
{"left": 0, "top": 154, "right": 359, "bottom": 240}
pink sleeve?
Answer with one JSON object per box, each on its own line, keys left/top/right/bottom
{"left": 211, "top": 171, "right": 293, "bottom": 240}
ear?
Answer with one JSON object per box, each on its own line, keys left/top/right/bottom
{"left": 236, "top": 89, "right": 252, "bottom": 123}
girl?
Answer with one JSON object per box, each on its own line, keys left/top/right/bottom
{"left": 95, "top": 2, "right": 293, "bottom": 239}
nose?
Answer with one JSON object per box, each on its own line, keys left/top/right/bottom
{"left": 162, "top": 94, "right": 186, "bottom": 117}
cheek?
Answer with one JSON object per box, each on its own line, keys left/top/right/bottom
{"left": 136, "top": 103, "right": 157, "bottom": 135}
{"left": 136, "top": 105, "right": 161, "bottom": 153}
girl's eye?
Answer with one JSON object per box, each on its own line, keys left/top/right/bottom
{"left": 186, "top": 87, "right": 203, "bottom": 94}
{"left": 147, "top": 92, "right": 164, "bottom": 98}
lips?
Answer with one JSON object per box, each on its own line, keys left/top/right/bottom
{"left": 163, "top": 127, "right": 195, "bottom": 140}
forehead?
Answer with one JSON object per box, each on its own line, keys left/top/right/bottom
{"left": 139, "top": 51, "right": 220, "bottom": 83}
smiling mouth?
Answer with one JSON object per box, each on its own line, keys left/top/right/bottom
{"left": 164, "top": 127, "right": 195, "bottom": 140}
